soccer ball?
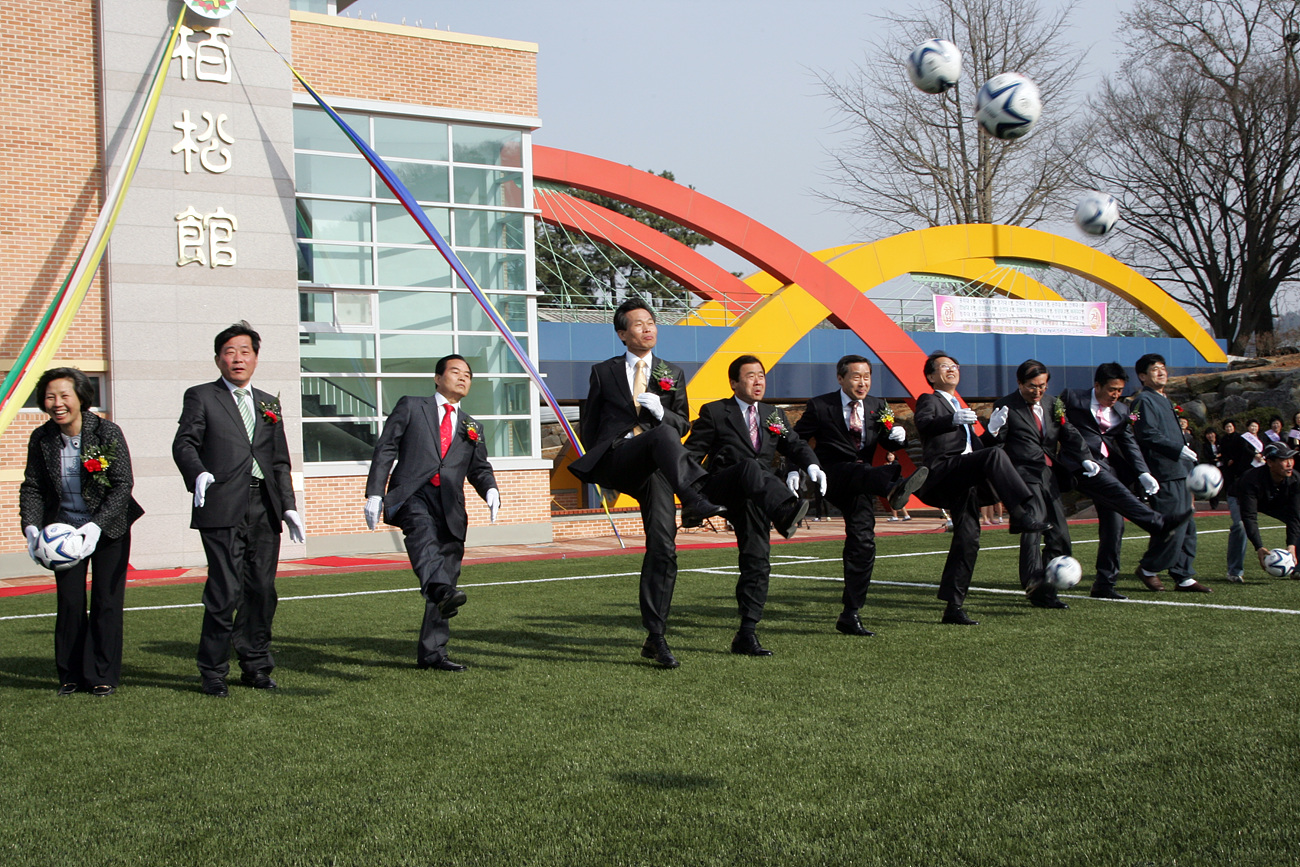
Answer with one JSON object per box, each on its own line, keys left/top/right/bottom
{"left": 34, "top": 523, "right": 85, "bottom": 572}
{"left": 975, "top": 72, "right": 1042, "bottom": 140}
{"left": 1074, "top": 192, "right": 1120, "bottom": 236}
{"left": 1045, "top": 555, "right": 1082, "bottom": 590}
{"left": 1187, "top": 463, "right": 1224, "bottom": 499}
{"left": 907, "top": 39, "right": 962, "bottom": 94}
{"left": 1263, "top": 548, "right": 1296, "bottom": 578}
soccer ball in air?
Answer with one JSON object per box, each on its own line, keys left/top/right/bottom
{"left": 907, "top": 39, "right": 962, "bottom": 94}
{"left": 1187, "top": 463, "right": 1224, "bottom": 499}
{"left": 1045, "top": 555, "right": 1082, "bottom": 590}
{"left": 1263, "top": 548, "right": 1296, "bottom": 578}
{"left": 975, "top": 73, "right": 1042, "bottom": 140}
{"left": 33, "top": 523, "right": 85, "bottom": 572}
{"left": 1074, "top": 192, "right": 1120, "bottom": 236}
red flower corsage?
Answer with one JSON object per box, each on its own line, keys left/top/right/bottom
{"left": 651, "top": 360, "right": 677, "bottom": 392}
{"left": 81, "top": 443, "right": 116, "bottom": 488}
{"left": 764, "top": 410, "right": 787, "bottom": 436}
{"left": 260, "top": 393, "right": 282, "bottom": 424}
{"left": 466, "top": 422, "right": 482, "bottom": 443}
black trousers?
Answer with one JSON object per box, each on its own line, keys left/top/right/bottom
{"left": 1018, "top": 465, "right": 1071, "bottom": 590}
{"left": 398, "top": 484, "right": 465, "bottom": 664}
{"left": 197, "top": 483, "right": 281, "bottom": 681}
{"left": 700, "top": 461, "right": 798, "bottom": 629}
{"left": 595, "top": 426, "right": 707, "bottom": 503}
{"left": 938, "top": 488, "right": 981, "bottom": 606}
{"left": 1075, "top": 463, "right": 1165, "bottom": 590}
{"left": 632, "top": 472, "right": 678, "bottom": 634}
{"left": 1140, "top": 477, "right": 1198, "bottom": 579}
{"left": 827, "top": 461, "right": 902, "bottom": 612}
{"left": 54, "top": 530, "right": 129, "bottom": 687}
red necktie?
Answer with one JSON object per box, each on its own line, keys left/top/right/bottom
{"left": 1033, "top": 404, "right": 1053, "bottom": 466}
{"left": 430, "top": 403, "right": 455, "bottom": 487}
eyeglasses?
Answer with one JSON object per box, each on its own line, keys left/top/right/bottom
{"left": 937, "top": 364, "right": 960, "bottom": 372}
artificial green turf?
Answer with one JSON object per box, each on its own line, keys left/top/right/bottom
{"left": 0, "top": 515, "right": 1297, "bottom": 866}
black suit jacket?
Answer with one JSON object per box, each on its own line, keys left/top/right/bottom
{"left": 990, "top": 391, "right": 1090, "bottom": 486}
{"left": 1129, "top": 387, "right": 1188, "bottom": 481}
{"left": 914, "top": 391, "right": 982, "bottom": 465}
{"left": 685, "top": 398, "right": 816, "bottom": 476}
{"left": 172, "top": 379, "right": 296, "bottom": 530}
{"left": 793, "top": 390, "right": 904, "bottom": 467}
{"left": 20, "top": 412, "right": 144, "bottom": 539}
{"left": 569, "top": 355, "right": 691, "bottom": 483}
{"left": 1059, "top": 387, "right": 1149, "bottom": 484}
{"left": 366, "top": 395, "right": 497, "bottom": 540}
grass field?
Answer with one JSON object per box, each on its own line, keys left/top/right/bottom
{"left": 1, "top": 515, "right": 1297, "bottom": 866}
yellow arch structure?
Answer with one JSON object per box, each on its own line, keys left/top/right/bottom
{"left": 685, "top": 224, "right": 1224, "bottom": 412}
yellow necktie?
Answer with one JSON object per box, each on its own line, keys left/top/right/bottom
{"left": 631, "top": 359, "right": 648, "bottom": 436}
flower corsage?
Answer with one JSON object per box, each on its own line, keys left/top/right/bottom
{"left": 765, "top": 410, "right": 787, "bottom": 436}
{"left": 1052, "top": 397, "right": 1067, "bottom": 424}
{"left": 873, "top": 404, "right": 895, "bottom": 430}
{"left": 259, "top": 393, "right": 282, "bottom": 425}
{"left": 465, "top": 421, "right": 483, "bottom": 443}
{"left": 651, "top": 360, "right": 677, "bottom": 392}
{"left": 82, "top": 442, "right": 117, "bottom": 488}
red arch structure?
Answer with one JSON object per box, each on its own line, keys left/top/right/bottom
{"left": 533, "top": 146, "right": 937, "bottom": 402}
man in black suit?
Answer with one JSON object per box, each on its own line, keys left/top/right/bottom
{"left": 792, "top": 354, "right": 928, "bottom": 636}
{"left": 1057, "top": 362, "right": 1189, "bottom": 599}
{"left": 987, "top": 359, "right": 1095, "bottom": 610}
{"left": 173, "top": 322, "right": 304, "bottom": 697}
{"left": 913, "top": 351, "right": 1049, "bottom": 625}
{"left": 1130, "top": 353, "right": 1211, "bottom": 592}
{"left": 1238, "top": 442, "right": 1300, "bottom": 576}
{"left": 568, "top": 298, "right": 723, "bottom": 668}
{"left": 684, "top": 355, "right": 818, "bottom": 656}
{"left": 365, "top": 354, "right": 499, "bottom": 672}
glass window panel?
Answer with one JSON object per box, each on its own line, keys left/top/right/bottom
{"left": 302, "top": 420, "right": 379, "bottom": 463}
{"left": 301, "top": 376, "right": 378, "bottom": 418}
{"left": 379, "top": 333, "right": 454, "bottom": 374}
{"left": 295, "top": 153, "right": 371, "bottom": 197}
{"left": 299, "top": 244, "right": 371, "bottom": 285}
{"left": 378, "top": 290, "right": 453, "bottom": 331}
{"left": 300, "top": 292, "right": 333, "bottom": 324}
{"left": 459, "top": 335, "right": 527, "bottom": 374}
{"left": 451, "top": 125, "right": 523, "bottom": 167}
{"left": 454, "top": 209, "right": 524, "bottom": 250}
{"left": 376, "top": 161, "right": 449, "bottom": 203}
{"left": 457, "top": 293, "right": 527, "bottom": 332}
{"left": 452, "top": 167, "right": 523, "bottom": 207}
{"left": 300, "top": 333, "right": 376, "bottom": 374}
{"left": 481, "top": 418, "right": 531, "bottom": 458}
{"left": 375, "top": 204, "right": 449, "bottom": 245}
{"left": 294, "top": 107, "right": 369, "bottom": 152}
{"left": 457, "top": 250, "right": 526, "bottom": 291}
{"left": 334, "top": 293, "right": 372, "bottom": 326}
{"left": 380, "top": 377, "right": 441, "bottom": 414}
{"left": 460, "top": 377, "right": 532, "bottom": 416}
{"left": 376, "top": 247, "right": 452, "bottom": 288}
{"left": 374, "top": 116, "right": 449, "bottom": 161}
{"left": 296, "top": 200, "right": 370, "bottom": 241}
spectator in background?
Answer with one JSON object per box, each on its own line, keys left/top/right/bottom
{"left": 1287, "top": 412, "right": 1300, "bottom": 449}
{"left": 1179, "top": 416, "right": 1195, "bottom": 448}
{"left": 1198, "top": 428, "right": 1223, "bottom": 509}
{"left": 1265, "top": 416, "right": 1284, "bottom": 444}
{"left": 882, "top": 451, "right": 912, "bottom": 522}
{"left": 1244, "top": 420, "right": 1266, "bottom": 467}
{"left": 1221, "top": 419, "right": 1252, "bottom": 583}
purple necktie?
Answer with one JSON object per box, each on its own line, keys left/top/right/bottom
{"left": 748, "top": 404, "right": 760, "bottom": 450}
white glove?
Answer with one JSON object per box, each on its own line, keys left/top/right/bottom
{"left": 283, "top": 510, "right": 305, "bottom": 543}
{"left": 486, "top": 488, "right": 500, "bottom": 523}
{"left": 785, "top": 470, "right": 801, "bottom": 496}
{"left": 635, "top": 392, "right": 664, "bottom": 420}
{"left": 952, "top": 407, "right": 978, "bottom": 426}
{"left": 1181, "top": 446, "right": 1199, "bottom": 463}
{"left": 1138, "top": 472, "right": 1160, "bottom": 496}
{"left": 24, "top": 525, "right": 40, "bottom": 561}
{"left": 193, "top": 471, "right": 215, "bottom": 508}
{"left": 987, "top": 405, "right": 1010, "bottom": 436}
{"left": 1082, "top": 460, "right": 1101, "bottom": 478}
{"left": 807, "top": 464, "right": 828, "bottom": 496}
{"left": 888, "top": 425, "right": 906, "bottom": 444}
{"left": 79, "top": 522, "right": 102, "bottom": 557}
{"left": 364, "top": 495, "right": 382, "bottom": 531}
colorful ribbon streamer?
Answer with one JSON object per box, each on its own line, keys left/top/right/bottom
{"left": 0, "top": 9, "right": 186, "bottom": 436}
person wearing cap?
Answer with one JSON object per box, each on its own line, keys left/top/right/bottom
{"left": 1237, "top": 442, "right": 1300, "bottom": 577}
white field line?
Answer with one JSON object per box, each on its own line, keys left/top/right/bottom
{"left": 0, "top": 525, "right": 1292, "bottom": 622}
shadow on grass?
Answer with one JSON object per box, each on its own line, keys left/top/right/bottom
{"left": 613, "top": 770, "right": 720, "bottom": 790}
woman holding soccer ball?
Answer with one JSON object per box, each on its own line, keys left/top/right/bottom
{"left": 19, "top": 368, "right": 143, "bottom": 697}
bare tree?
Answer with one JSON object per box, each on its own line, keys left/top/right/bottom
{"left": 817, "top": 0, "right": 1089, "bottom": 236}
{"left": 1089, "top": 0, "right": 1300, "bottom": 355}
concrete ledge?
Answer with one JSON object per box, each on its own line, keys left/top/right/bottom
{"left": 303, "top": 522, "right": 552, "bottom": 558}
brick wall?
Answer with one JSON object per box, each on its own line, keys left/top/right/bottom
{"left": 289, "top": 15, "right": 538, "bottom": 116}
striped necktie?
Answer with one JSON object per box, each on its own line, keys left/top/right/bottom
{"left": 234, "top": 388, "right": 264, "bottom": 479}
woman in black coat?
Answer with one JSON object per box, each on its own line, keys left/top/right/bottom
{"left": 19, "top": 368, "right": 143, "bottom": 696}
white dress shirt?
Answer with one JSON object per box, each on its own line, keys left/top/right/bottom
{"left": 840, "top": 389, "right": 865, "bottom": 449}
{"left": 939, "top": 390, "right": 973, "bottom": 454}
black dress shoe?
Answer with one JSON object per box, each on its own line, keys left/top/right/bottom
{"left": 941, "top": 604, "right": 979, "bottom": 625}
{"left": 1029, "top": 596, "right": 1069, "bottom": 609}
{"left": 1089, "top": 586, "right": 1127, "bottom": 600}
{"left": 435, "top": 588, "right": 468, "bottom": 618}
{"left": 774, "top": 499, "right": 810, "bottom": 539}
{"left": 56, "top": 683, "right": 78, "bottom": 697}
{"left": 1008, "top": 518, "right": 1054, "bottom": 534}
{"left": 90, "top": 684, "right": 116, "bottom": 696}
{"left": 640, "top": 635, "right": 680, "bottom": 668}
{"left": 834, "top": 612, "right": 875, "bottom": 636}
{"left": 201, "top": 678, "right": 229, "bottom": 698}
{"left": 419, "top": 657, "right": 468, "bottom": 672}
{"left": 240, "top": 670, "right": 278, "bottom": 690}
{"left": 887, "top": 466, "right": 929, "bottom": 510}
{"left": 730, "top": 631, "right": 774, "bottom": 656}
